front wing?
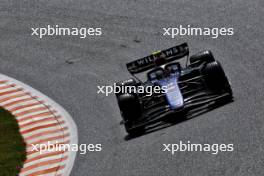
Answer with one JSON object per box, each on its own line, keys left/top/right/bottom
{"left": 124, "top": 75, "right": 233, "bottom": 132}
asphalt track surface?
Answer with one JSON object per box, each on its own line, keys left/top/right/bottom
{"left": 1, "top": 1, "right": 264, "bottom": 176}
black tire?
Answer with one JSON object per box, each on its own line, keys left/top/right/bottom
{"left": 116, "top": 78, "right": 137, "bottom": 87}
{"left": 118, "top": 93, "right": 144, "bottom": 135}
{"left": 124, "top": 122, "right": 145, "bottom": 136}
{"left": 202, "top": 61, "right": 233, "bottom": 96}
{"left": 190, "top": 50, "right": 215, "bottom": 65}
{"left": 117, "top": 93, "right": 141, "bottom": 121}
{"left": 115, "top": 78, "right": 137, "bottom": 96}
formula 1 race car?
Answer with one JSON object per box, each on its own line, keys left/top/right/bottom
{"left": 115, "top": 43, "right": 233, "bottom": 135}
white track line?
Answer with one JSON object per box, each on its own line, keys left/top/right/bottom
{"left": 0, "top": 74, "right": 77, "bottom": 176}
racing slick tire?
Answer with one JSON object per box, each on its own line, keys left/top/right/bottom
{"left": 117, "top": 93, "right": 141, "bottom": 121}
{"left": 116, "top": 78, "right": 137, "bottom": 87}
{"left": 117, "top": 93, "right": 145, "bottom": 135}
{"left": 115, "top": 78, "right": 137, "bottom": 96}
{"left": 190, "top": 50, "right": 215, "bottom": 66}
{"left": 202, "top": 61, "right": 233, "bottom": 98}
{"left": 124, "top": 122, "right": 145, "bottom": 136}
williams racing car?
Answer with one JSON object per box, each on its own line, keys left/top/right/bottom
{"left": 115, "top": 43, "right": 233, "bottom": 135}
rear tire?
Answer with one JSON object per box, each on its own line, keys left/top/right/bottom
{"left": 190, "top": 50, "right": 215, "bottom": 66}
{"left": 202, "top": 61, "right": 233, "bottom": 97}
{"left": 115, "top": 78, "right": 137, "bottom": 97}
{"left": 124, "top": 122, "right": 145, "bottom": 136}
{"left": 116, "top": 78, "right": 137, "bottom": 87}
{"left": 117, "top": 93, "right": 141, "bottom": 122}
{"left": 116, "top": 78, "right": 144, "bottom": 135}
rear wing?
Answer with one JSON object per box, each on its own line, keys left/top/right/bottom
{"left": 126, "top": 43, "right": 189, "bottom": 74}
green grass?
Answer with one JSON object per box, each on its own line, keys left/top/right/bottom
{"left": 0, "top": 107, "right": 26, "bottom": 176}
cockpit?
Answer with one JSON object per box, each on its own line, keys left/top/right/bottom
{"left": 147, "top": 62, "right": 181, "bottom": 81}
